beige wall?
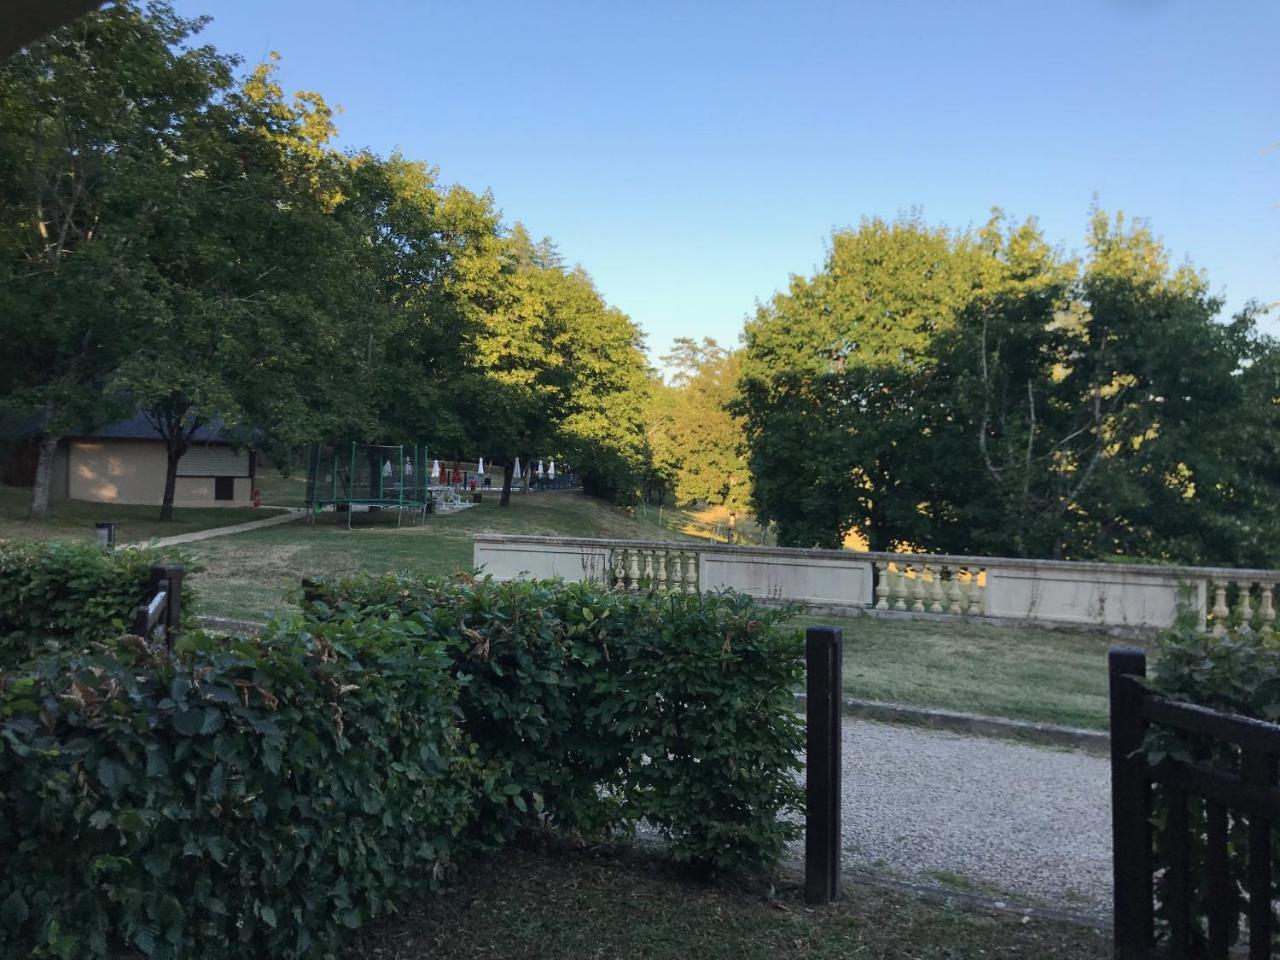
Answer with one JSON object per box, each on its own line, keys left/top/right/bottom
{"left": 66, "top": 441, "right": 252, "bottom": 507}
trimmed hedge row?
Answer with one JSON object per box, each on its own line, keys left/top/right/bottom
{"left": 305, "top": 575, "right": 806, "bottom": 874}
{"left": 0, "top": 539, "right": 199, "bottom": 666}
{"left": 1147, "top": 619, "right": 1280, "bottom": 950}
{"left": 0, "top": 618, "right": 480, "bottom": 960}
{"left": 0, "top": 571, "right": 805, "bottom": 959}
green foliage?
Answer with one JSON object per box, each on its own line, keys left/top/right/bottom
{"left": 0, "top": 574, "right": 804, "bottom": 957}
{"left": 304, "top": 575, "right": 806, "bottom": 874}
{"left": 0, "top": 540, "right": 199, "bottom": 666}
{"left": 648, "top": 338, "right": 751, "bottom": 508}
{"left": 0, "top": 618, "right": 477, "bottom": 960}
{"left": 739, "top": 209, "right": 1280, "bottom": 564}
{"left": 0, "top": 2, "right": 653, "bottom": 520}
{"left": 1145, "top": 620, "right": 1280, "bottom": 950}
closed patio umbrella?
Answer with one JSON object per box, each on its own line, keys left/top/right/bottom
{"left": 431, "top": 459, "right": 441, "bottom": 481}
{"left": 537, "top": 459, "right": 545, "bottom": 477}
{"left": 477, "top": 456, "right": 485, "bottom": 478}
{"left": 512, "top": 457, "right": 522, "bottom": 480}
{"left": 548, "top": 460, "right": 556, "bottom": 479}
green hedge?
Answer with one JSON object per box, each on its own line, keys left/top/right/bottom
{"left": 0, "top": 539, "right": 199, "bottom": 666}
{"left": 0, "top": 571, "right": 805, "bottom": 959}
{"left": 0, "top": 618, "right": 478, "bottom": 960}
{"left": 304, "top": 575, "right": 806, "bottom": 874}
{"left": 1147, "top": 620, "right": 1280, "bottom": 951}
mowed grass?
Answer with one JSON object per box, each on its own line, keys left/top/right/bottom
{"left": 186, "top": 491, "right": 695, "bottom": 621}
{"left": 791, "top": 613, "right": 1131, "bottom": 730}
{"left": 0, "top": 484, "right": 282, "bottom": 545}
{"left": 344, "top": 840, "right": 1110, "bottom": 960}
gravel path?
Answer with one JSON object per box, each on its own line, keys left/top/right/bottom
{"left": 836, "top": 717, "right": 1112, "bottom": 913}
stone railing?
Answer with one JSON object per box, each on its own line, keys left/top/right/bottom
{"left": 609, "top": 544, "right": 700, "bottom": 593}
{"left": 471, "top": 534, "right": 1280, "bottom": 633}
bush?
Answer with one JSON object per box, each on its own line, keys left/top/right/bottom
{"left": 0, "top": 574, "right": 804, "bottom": 958}
{"left": 1146, "top": 619, "right": 1280, "bottom": 950}
{"left": 305, "top": 575, "right": 806, "bottom": 874}
{"left": 0, "top": 539, "right": 200, "bottom": 666}
{"left": 0, "top": 618, "right": 478, "bottom": 960}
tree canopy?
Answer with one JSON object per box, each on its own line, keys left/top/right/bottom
{"left": 739, "top": 211, "right": 1280, "bottom": 566}
{"left": 0, "top": 2, "right": 650, "bottom": 517}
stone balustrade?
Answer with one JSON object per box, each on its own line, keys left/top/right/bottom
{"left": 610, "top": 544, "right": 700, "bottom": 593}
{"left": 872, "top": 559, "right": 986, "bottom": 616}
{"left": 472, "top": 533, "right": 1280, "bottom": 634}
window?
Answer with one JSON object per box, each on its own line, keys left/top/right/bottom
{"left": 214, "top": 476, "right": 235, "bottom": 501}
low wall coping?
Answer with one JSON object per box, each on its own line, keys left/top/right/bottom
{"left": 472, "top": 533, "right": 1280, "bottom": 583}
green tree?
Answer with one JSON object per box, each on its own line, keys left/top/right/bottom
{"left": 647, "top": 338, "right": 750, "bottom": 508}
{"left": 0, "top": 1, "right": 236, "bottom": 517}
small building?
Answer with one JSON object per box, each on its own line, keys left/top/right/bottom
{"left": 4, "top": 414, "right": 256, "bottom": 508}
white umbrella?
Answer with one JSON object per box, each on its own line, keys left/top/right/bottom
{"left": 537, "top": 459, "right": 545, "bottom": 477}
{"left": 404, "top": 457, "right": 412, "bottom": 476}
{"left": 512, "top": 457, "right": 522, "bottom": 480}
{"left": 477, "top": 456, "right": 485, "bottom": 478}
{"left": 548, "top": 460, "right": 556, "bottom": 479}
{"left": 431, "top": 459, "right": 441, "bottom": 481}
{"left": 382, "top": 459, "right": 393, "bottom": 478}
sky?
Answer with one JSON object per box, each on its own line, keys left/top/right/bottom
{"left": 174, "top": 0, "right": 1280, "bottom": 361}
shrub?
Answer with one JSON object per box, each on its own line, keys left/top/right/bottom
{"left": 305, "top": 575, "right": 806, "bottom": 874}
{"left": 0, "top": 617, "right": 478, "bottom": 960}
{"left": 1145, "top": 618, "right": 1280, "bottom": 950}
{"left": 0, "top": 539, "right": 200, "bottom": 666}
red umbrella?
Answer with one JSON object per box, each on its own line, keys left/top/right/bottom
{"left": 451, "top": 462, "right": 463, "bottom": 484}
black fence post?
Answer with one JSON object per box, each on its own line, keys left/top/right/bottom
{"left": 805, "top": 625, "right": 843, "bottom": 905}
{"left": 158, "top": 564, "right": 183, "bottom": 647}
{"left": 302, "top": 577, "right": 322, "bottom": 607}
{"left": 1110, "top": 647, "right": 1151, "bottom": 959}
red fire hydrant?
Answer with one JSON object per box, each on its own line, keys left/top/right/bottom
{"left": 251, "top": 488, "right": 262, "bottom": 510}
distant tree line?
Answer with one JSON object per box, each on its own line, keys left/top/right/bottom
{"left": 0, "top": 1, "right": 650, "bottom": 520}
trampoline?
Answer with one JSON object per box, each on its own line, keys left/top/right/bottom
{"left": 304, "top": 442, "right": 432, "bottom": 528}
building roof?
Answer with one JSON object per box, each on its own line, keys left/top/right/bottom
{"left": 1, "top": 408, "right": 246, "bottom": 445}
{"left": 78, "top": 412, "right": 240, "bottom": 445}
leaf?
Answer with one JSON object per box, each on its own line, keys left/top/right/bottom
{"left": 1, "top": 890, "right": 29, "bottom": 929}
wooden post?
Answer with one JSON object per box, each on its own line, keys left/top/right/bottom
{"left": 157, "top": 564, "right": 183, "bottom": 649}
{"left": 805, "top": 625, "right": 843, "bottom": 905}
{"left": 1110, "top": 647, "right": 1151, "bottom": 959}
{"left": 302, "top": 578, "right": 323, "bottom": 607}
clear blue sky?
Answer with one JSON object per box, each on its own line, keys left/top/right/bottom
{"left": 176, "top": 0, "right": 1279, "bottom": 360}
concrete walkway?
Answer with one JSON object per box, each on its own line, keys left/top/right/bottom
{"left": 131, "top": 509, "right": 306, "bottom": 548}
{"left": 834, "top": 716, "right": 1111, "bottom": 914}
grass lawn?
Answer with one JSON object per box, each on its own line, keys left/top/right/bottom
{"left": 791, "top": 613, "right": 1133, "bottom": 730}
{"left": 186, "top": 491, "right": 695, "bottom": 621}
{"left": 345, "top": 840, "right": 1110, "bottom": 960}
{"left": 0, "top": 484, "right": 282, "bottom": 545}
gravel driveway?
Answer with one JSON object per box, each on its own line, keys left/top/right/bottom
{"left": 835, "top": 718, "right": 1112, "bottom": 913}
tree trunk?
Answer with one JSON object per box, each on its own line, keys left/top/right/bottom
{"left": 28, "top": 435, "right": 60, "bottom": 520}
{"left": 500, "top": 460, "right": 514, "bottom": 507}
{"left": 160, "top": 442, "right": 185, "bottom": 521}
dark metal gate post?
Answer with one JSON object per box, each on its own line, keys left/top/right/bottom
{"left": 1109, "top": 647, "right": 1151, "bottom": 959}
{"left": 805, "top": 625, "right": 842, "bottom": 905}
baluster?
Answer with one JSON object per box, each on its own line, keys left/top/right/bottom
{"left": 642, "top": 550, "right": 655, "bottom": 589}
{"left": 910, "top": 564, "right": 926, "bottom": 613}
{"left": 1259, "top": 582, "right": 1275, "bottom": 636}
{"left": 967, "top": 569, "right": 984, "bottom": 616}
{"left": 612, "top": 550, "right": 626, "bottom": 591}
{"left": 626, "top": 549, "right": 641, "bottom": 593}
{"left": 1236, "top": 579, "right": 1255, "bottom": 633}
{"left": 946, "top": 567, "right": 964, "bottom": 615}
{"left": 1211, "top": 579, "right": 1229, "bottom": 637}
{"left": 927, "top": 564, "right": 945, "bottom": 613}
{"left": 670, "top": 550, "right": 684, "bottom": 592}
{"left": 892, "top": 563, "right": 908, "bottom": 611}
{"left": 684, "top": 551, "right": 698, "bottom": 593}
{"left": 655, "top": 551, "right": 668, "bottom": 592}
{"left": 874, "top": 561, "right": 890, "bottom": 610}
